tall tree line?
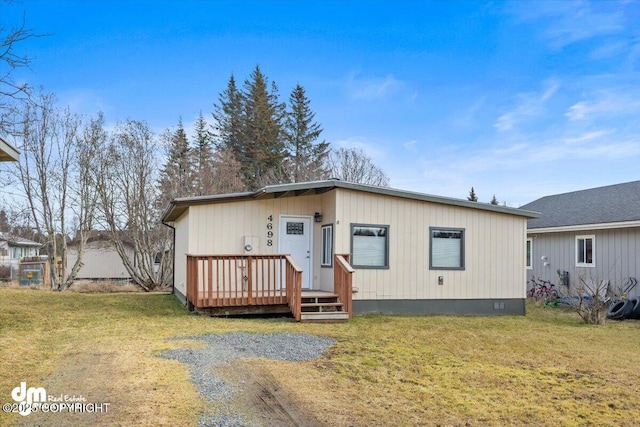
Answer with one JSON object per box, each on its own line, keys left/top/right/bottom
{"left": 6, "top": 67, "right": 390, "bottom": 291}
{"left": 213, "top": 66, "right": 331, "bottom": 190}
{"left": 159, "top": 65, "right": 388, "bottom": 200}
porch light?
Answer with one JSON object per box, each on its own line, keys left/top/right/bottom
{"left": 314, "top": 212, "right": 323, "bottom": 222}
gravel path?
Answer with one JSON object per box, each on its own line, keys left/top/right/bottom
{"left": 161, "top": 332, "right": 335, "bottom": 427}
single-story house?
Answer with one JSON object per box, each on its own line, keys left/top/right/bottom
{"left": 521, "top": 180, "right": 640, "bottom": 297}
{"left": 66, "top": 231, "right": 135, "bottom": 281}
{"left": 0, "top": 135, "right": 19, "bottom": 162}
{"left": 0, "top": 233, "right": 42, "bottom": 280}
{"left": 162, "top": 180, "right": 539, "bottom": 321}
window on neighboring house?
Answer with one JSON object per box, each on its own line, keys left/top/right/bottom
{"left": 351, "top": 224, "right": 389, "bottom": 269}
{"left": 430, "top": 227, "right": 465, "bottom": 270}
{"left": 576, "top": 235, "right": 595, "bottom": 267}
{"left": 321, "top": 225, "right": 333, "bottom": 267}
{"left": 526, "top": 238, "right": 533, "bottom": 269}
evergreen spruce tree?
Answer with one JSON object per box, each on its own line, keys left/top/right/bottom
{"left": 490, "top": 195, "right": 499, "bottom": 205}
{"left": 284, "top": 84, "right": 329, "bottom": 182}
{"left": 212, "top": 74, "right": 244, "bottom": 156}
{"left": 157, "top": 118, "right": 193, "bottom": 207}
{"left": 240, "top": 66, "right": 287, "bottom": 189}
{"left": 192, "top": 111, "right": 215, "bottom": 195}
{"left": 467, "top": 187, "right": 478, "bottom": 202}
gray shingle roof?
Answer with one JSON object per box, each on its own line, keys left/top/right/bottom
{"left": 520, "top": 180, "right": 640, "bottom": 229}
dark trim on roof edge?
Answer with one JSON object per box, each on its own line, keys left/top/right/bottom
{"left": 161, "top": 180, "right": 540, "bottom": 223}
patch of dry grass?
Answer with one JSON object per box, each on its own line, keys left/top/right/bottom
{"left": 67, "top": 280, "right": 143, "bottom": 293}
{"left": 1, "top": 289, "right": 639, "bottom": 426}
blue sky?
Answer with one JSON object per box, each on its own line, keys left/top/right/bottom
{"left": 3, "top": 0, "right": 640, "bottom": 206}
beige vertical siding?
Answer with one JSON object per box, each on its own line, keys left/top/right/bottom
{"left": 318, "top": 191, "right": 337, "bottom": 292}
{"left": 186, "top": 194, "right": 324, "bottom": 288}
{"left": 528, "top": 226, "right": 640, "bottom": 297}
{"left": 173, "top": 211, "right": 190, "bottom": 296}
{"left": 172, "top": 188, "right": 528, "bottom": 300}
{"left": 334, "top": 188, "right": 527, "bottom": 300}
{"left": 66, "top": 241, "right": 133, "bottom": 280}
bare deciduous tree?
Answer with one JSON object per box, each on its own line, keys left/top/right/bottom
{"left": 16, "top": 92, "right": 96, "bottom": 290}
{"left": 326, "top": 147, "right": 389, "bottom": 186}
{"left": 0, "top": 6, "right": 44, "bottom": 134}
{"left": 560, "top": 273, "right": 615, "bottom": 325}
{"left": 96, "top": 119, "right": 170, "bottom": 291}
{"left": 65, "top": 113, "right": 105, "bottom": 284}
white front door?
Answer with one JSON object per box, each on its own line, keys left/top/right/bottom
{"left": 279, "top": 215, "right": 313, "bottom": 289}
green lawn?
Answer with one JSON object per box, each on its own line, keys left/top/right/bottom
{"left": 1, "top": 288, "right": 639, "bottom": 426}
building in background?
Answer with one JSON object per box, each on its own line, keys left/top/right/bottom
{"left": 521, "top": 181, "right": 640, "bottom": 297}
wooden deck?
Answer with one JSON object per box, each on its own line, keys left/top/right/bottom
{"left": 186, "top": 254, "right": 354, "bottom": 322}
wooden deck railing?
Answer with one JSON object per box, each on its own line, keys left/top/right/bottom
{"left": 334, "top": 254, "right": 355, "bottom": 318}
{"left": 284, "top": 255, "right": 303, "bottom": 321}
{"left": 186, "top": 254, "right": 301, "bottom": 309}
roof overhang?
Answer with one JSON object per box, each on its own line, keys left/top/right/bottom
{"left": 3, "top": 240, "right": 42, "bottom": 248}
{"left": 162, "top": 180, "right": 541, "bottom": 223}
{"left": 0, "top": 136, "right": 19, "bottom": 162}
{"left": 528, "top": 220, "right": 640, "bottom": 234}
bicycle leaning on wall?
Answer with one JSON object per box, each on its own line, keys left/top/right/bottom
{"left": 527, "top": 276, "right": 559, "bottom": 303}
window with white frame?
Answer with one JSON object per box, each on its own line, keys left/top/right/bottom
{"left": 430, "top": 227, "right": 465, "bottom": 270}
{"left": 321, "top": 224, "right": 333, "bottom": 267}
{"left": 576, "top": 235, "right": 595, "bottom": 267}
{"left": 351, "top": 224, "right": 389, "bottom": 268}
{"left": 526, "top": 238, "right": 533, "bottom": 269}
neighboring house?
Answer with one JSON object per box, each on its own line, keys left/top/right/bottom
{"left": 66, "top": 231, "right": 134, "bottom": 281}
{"left": 162, "top": 180, "right": 538, "bottom": 321}
{"left": 521, "top": 181, "right": 640, "bottom": 297}
{"left": 0, "top": 234, "right": 42, "bottom": 280}
{"left": 0, "top": 135, "right": 19, "bottom": 162}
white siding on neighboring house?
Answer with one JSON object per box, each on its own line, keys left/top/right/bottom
{"left": 0, "top": 238, "right": 41, "bottom": 280}
{"left": 67, "top": 240, "right": 134, "bottom": 280}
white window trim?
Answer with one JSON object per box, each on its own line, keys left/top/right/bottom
{"left": 526, "top": 238, "right": 533, "bottom": 270}
{"left": 575, "top": 235, "right": 595, "bottom": 267}
{"left": 321, "top": 224, "right": 333, "bottom": 268}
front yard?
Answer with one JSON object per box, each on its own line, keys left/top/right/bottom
{"left": 1, "top": 288, "right": 639, "bottom": 426}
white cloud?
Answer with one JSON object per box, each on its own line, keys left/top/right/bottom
{"left": 508, "top": 1, "right": 626, "bottom": 50}
{"left": 566, "top": 91, "right": 640, "bottom": 121}
{"left": 403, "top": 139, "right": 418, "bottom": 152}
{"left": 346, "top": 73, "right": 403, "bottom": 101}
{"left": 451, "top": 96, "right": 486, "bottom": 128}
{"left": 57, "top": 88, "right": 109, "bottom": 118}
{"left": 589, "top": 39, "right": 629, "bottom": 60}
{"left": 332, "top": 136, "right": 386, "bottom": 160}
{"left": 494, "top": 79, "right": 560, "bottom": 132}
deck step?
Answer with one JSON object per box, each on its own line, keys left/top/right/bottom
{"left": 299, "top": 291, "right": 349, "bottom": 322}
{"left": 300, "top": 311, "right": 350, "bottom": 322}
{"left": 300, "top": 302, "right": 343, "bottom": 308}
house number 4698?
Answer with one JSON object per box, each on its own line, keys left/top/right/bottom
{"left": 266, "top": 215, "right": 274, "bottom": 246}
